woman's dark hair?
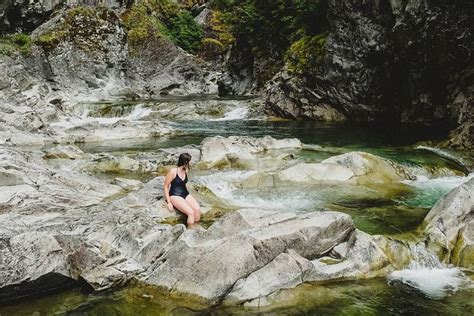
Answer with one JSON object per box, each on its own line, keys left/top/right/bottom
{"left": 177, "top": 153, "right": 192, "bottom": 168}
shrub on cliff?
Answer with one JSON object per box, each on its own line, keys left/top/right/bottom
{"left": 122, "top": 1, "right": 203, "bottom": 53}
{"left": 0, "top": 33, "right": 32, "bottom": 56}
{"left": 166, "top": 11, "right": 203, "bottom": 53}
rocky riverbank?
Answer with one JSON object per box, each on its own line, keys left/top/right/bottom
{"left": 1, "top": 134, "right": 473, "bottom": 305}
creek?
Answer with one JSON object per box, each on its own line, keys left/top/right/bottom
{"left": 1, "top": 96, "right": 472, "bottom": 315}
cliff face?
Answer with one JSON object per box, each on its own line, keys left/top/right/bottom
{"left": 264, "top": 0, "right": 473, "bottom": 147}
{"left": 0, "top": 2, "right": 218, "bottom": 145}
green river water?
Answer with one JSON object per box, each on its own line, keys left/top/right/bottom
{"left": 1, "top": 98, "right": 472, "bottom": 315}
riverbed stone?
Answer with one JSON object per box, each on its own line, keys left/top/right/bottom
{"left": 224, "top": 249, "right": 313, "bottom": 305}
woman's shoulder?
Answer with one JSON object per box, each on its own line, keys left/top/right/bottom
{"left": 167, "top": 167, "right": 178, "bottom": 177}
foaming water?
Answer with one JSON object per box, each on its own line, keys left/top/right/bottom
{"left": 388, "top": 268, "right": 471, "bottom": 299}
{"left": 128, "top": 105, "right": 152, "bottom": 120}
{"left": 196, "top": 170, "right": 256, "bottom": 199}
{"left": 415, "top": 145, "right": 470, "bottom": 174}
{"left": 400, "top": 173, "right": 474, "bottom": 208}
{"left": 388, "top": 244, "right": 472, "bottom": 299}
{"left": 402, "top": 173, "right": 474, "bottom": 190}
{"left": 51, "top": 104, "right": 153, "bottom": 129}
{"left": 211, "top": 107, "right": 249, "bottom": 121}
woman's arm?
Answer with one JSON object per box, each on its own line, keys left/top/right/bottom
{"left": 163, "top": 169, "right": 175, "bottom": 209}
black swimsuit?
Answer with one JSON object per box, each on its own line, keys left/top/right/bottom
{"left": 169, "top": 170, "right": 189, "bottom": 199}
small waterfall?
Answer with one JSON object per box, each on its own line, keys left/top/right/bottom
{"left": 127, "top": 105, "right": 152, "bottom": 120}
{"left": 415, "top": 145, "right": 470, "bottom": 174}
{"left": 211, "top": 106, "right": 249, "bottom": 121}
{"left": 387, "top": 243, "right": 472, "bottom": 299}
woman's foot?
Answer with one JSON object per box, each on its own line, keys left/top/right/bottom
{"left": 187, "top": 222, "right": 199, "bottom": 229}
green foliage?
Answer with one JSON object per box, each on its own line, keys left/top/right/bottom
{"left": 211, "top": 0, "right": 328, "bottom": 70}
{"left": 202, "top": 37, "right": 225, "bottom": 50}
{"left": 122, "top": 3, "right": 166, "bottom": 49}
{"left": 209, "top": 10, "right": 235, "bottom": 49}
{"left": 122, "top": 1, "right": 203, "bottom": 53}
{"left": 166, "top": 11, "right": 203, "bottom": 53}
{"left": 286, "top": 34, "right": 326, "bottom": 75}
{"left": 0, "top": 33, "right": 32, "bottom": 56}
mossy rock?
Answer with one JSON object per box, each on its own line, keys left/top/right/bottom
{"left": 35, "top": 6, "right": 121, "bottom": 54}
{"left": 286, "top": 34, "right": 327, "bottom": 75}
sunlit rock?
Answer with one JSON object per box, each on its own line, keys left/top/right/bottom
{"left": 322, "top": 151, "right": 412, "bottom": 183}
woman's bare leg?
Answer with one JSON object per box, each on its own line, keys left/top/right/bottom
{"left": 170, "top": 196, "right": 195, "bottom": 225}
{"left": 185, "top": 195, "right": 201, "bottom": 222}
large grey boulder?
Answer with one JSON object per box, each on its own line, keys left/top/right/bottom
{"left": 146, "top": 208, "right": 354, "bottom": 301}
{"left": 224, "top": 229, "right": 393, "bottom": 306}
{"left": 422, "top": 177, "right": 474, "bottom": 268}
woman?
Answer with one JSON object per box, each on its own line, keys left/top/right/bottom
{"left": 163, "top": 153, "right": 201, "bottom": 227}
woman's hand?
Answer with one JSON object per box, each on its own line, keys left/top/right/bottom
{"left": 167, "top": 201, "right": 174, "bottom": 212}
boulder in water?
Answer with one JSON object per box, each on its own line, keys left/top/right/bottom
{"left": 322, "top": 151, "right": 412, "bottom": 183}
{"left": 423, "top": 178, "right": 474, "bottom": 268}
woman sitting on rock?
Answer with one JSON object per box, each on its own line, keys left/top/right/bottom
{"left": 164, "top": 153, "right": 201, "bottom": 227}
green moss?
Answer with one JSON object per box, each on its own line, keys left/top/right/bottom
{"left": 36, "top": 31, "right": 68, "bottom": 51}
{"left": 286, "top": 34, "right": 327, "bottom": 75}
{"left": 0, "top": 43, "right": 15, "bottom": 56}
{"left": 0, "top": 33, "right": 32, "bottom": 56}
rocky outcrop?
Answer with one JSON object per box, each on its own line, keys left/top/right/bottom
{"left": 0, "top": 4, "right": 218, "bottom": 146}
{"left": 264, "top": 0, "right": 473, "bottom": 147}
{"left": 146, "top": 208, "right": 355, "bottom": 301}
{"left": 274, "top": 151, "right": 415, "bottom": 186}
{"left": 0, "top": 147, "right": 123, "bottom": 212}
{"left": 422, "top": 177, "right": 474, "bottom": 268}
{"left": 0, "top": 0, "right": 127, "bottom": 34}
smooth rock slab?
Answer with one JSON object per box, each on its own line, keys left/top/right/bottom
{"left": 146, "top": 208, "right": 354, "bottom": 301}
{"left": 278, "top": 162, "right": 355, "bottom": 182}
